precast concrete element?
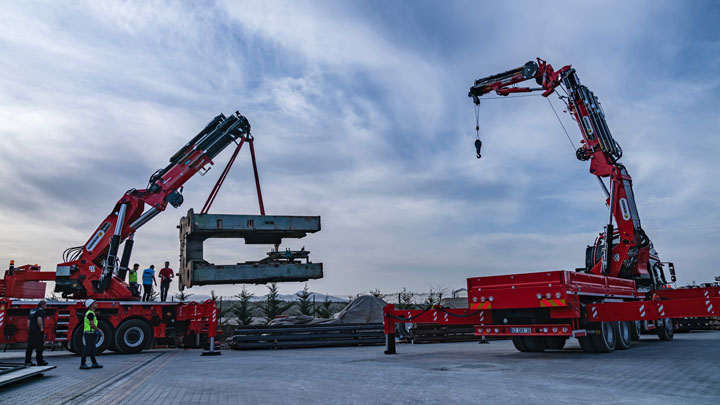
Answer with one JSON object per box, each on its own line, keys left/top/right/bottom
{"left": 178, "top": 209, "right": 323, "bottom": 289}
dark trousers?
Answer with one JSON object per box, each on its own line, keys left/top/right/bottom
{"left": 129, "top": 282, "right": 140, "bottom": 297}
{"left": 24, "top": 330, "right": 44, "bottom": 364}
{"left": 160, "top": 279, "right": 171, "bottom": 301}
{"left": 142, "top": 284, "right": 153, "bottom": 301}
{"left": 81, "top": 332, "right": 97, "bottom": 365}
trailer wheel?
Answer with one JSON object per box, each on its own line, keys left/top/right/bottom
{"left": 114, "top": 319, "right": 152, "bottom": 354}
{"left": 591, "top": 321, "right": 616, "bottom": 353}
{"left": 657, "top": 318, "right": 675, "bottom": 341}
{"left": 616, "top": 321, "right": 631, "bottom": 350}
{"left": 512, "top": 336, "right": 529, "bottom": 352}
{"left": 522, "top": 336, "right": 547, "bottom": 352}
{"left": 630, "top": 320, "right": 642, "bottom": 341}
{"left": 71, "top": 320, "right": 112, "bottom": 355}
{"left": 546, "top": 337, "right": 567, "bottom": 350}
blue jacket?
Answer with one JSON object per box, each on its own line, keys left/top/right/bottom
{"left": 142, "top": 268, "right": 155, "bottom": 284}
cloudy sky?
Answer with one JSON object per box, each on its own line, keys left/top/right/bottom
{"left": 1, "top": 1, "right": 718, "bottom": 299}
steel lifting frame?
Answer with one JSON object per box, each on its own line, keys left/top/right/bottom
{"left": 201, "top": 136, "right": 265, "bottom": 215}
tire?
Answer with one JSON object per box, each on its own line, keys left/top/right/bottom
{"left": 657, "top": 318, "right": 675, "bottom": 341}
{"left": 616, "top": 321, "right": 631, "bottom": 350}
{"left": 578, "top": 336, "right": 595, "bottom": 352}
{"left": 546, "top": 337, "right": 567, "bottom": 350}
{"left": 71, "top": 320, "right": 112, "bottom": 355}
{"left": 591, "top": 321, "right": 617, "bottom": 353}
{"left": 114, "top": 319, "right": 152, "bottom": 354}
{"left": 522, "top": 336, "right": 547, "bottom": 352}
{"left": 512, "top": 336, "right": 529, "bottom": 352}
{"left": 630, "top": 320, "right": 642, "bottom": 341}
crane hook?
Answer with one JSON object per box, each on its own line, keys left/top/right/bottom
{"left": 474, "top": 101, "right": 482, "bottom": 159}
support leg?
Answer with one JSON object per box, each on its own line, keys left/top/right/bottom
{"left": 384, "top": 333, "right": 396, "bottom": 355}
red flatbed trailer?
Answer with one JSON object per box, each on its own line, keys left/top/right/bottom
{"left": 383, "top": 271, "right": 720, "bottom": 354}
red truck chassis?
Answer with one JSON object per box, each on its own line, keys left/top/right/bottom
{"left": 384, "top": 271, "right": 720, "bottom": 354}
{"left": 0, "top": 292, "right": 218, "bottom": 355}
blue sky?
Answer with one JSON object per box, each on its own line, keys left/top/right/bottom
{"left": 0, "top": 0, "right": 718, "bottom": 298}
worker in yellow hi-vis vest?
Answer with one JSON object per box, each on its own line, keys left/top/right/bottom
{"left": 80, "top": 299, "right": 103, "bottom": 370}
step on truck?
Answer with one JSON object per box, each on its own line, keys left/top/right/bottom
{"left": 383, "top": 59, "right": 720, "bottom": 354}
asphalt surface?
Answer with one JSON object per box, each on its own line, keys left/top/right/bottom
{"left": 1, "top": 332, "right": 718, "bottom": 404}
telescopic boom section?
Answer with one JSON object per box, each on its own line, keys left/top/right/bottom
{"left": 55, "top": 112, "right": 252, "bottom": 299}
{"left": 469, "top": 58, "right": 663, "bottom": 288}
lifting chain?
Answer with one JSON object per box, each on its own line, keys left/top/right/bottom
{"left": 474, "top": 101, "right": 482, "bottom": 159}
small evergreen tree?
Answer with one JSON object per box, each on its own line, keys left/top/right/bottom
{"left": 261, "top": 282, "right": 293, "bottom": 324}
{"left": 233, "top": 287, "right": 254, "bottom": 326}
{"left": 315, "top": 295, "right": 333, "bottom": 318}
{"left": 149, "top": 290, "right": 160, "bottom": 302}
{"left": 296, "top": 284, "right": 313, "bottom": 316}
{"left": 397, "top": 288, "right": 415, "bottom": 310}
{"left": 173, "top": 290, "right": 193, "bottom": 303}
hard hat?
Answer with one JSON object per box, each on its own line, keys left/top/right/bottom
{"left": 85, "top": 299, "right": 96, "bottom": 308}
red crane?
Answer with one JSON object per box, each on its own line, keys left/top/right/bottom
{"left": 53, "top": 112, "right": 258, "bottom": 300}
{"left": 0, "top": 112, "right": 264, "bottom": 355}
{"left": 382, "top": 59, "right": 719, "bottom": 355}
{"left": 469, "top": 58, "right": 668, "bottom": 289}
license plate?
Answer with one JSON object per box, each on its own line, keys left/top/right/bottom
{"left": 510, "top": 327, "right": 532, "bottom": 334}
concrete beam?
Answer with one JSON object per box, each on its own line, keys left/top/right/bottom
{"left": 190, "top": 262, "right": 323, "bottom": 286}
{"left": 179, "top": 209, "right": 320, "bottom": 245}
{"left": 178, "top": 209, "right": 323, "bottom": 289}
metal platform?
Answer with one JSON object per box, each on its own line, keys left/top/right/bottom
{"left": 178, "top": 209, "right": 323, "bottom": 289}
{"left": 0, "top": 362, "right": 55, "bottom": 387}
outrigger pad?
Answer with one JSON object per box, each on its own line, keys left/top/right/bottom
{"left": 178, "top": 209, "right": 323, "bottom": 289}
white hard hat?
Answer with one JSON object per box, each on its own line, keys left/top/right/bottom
{"left": 85, "top": 299, "right": 96, "bottom": 308}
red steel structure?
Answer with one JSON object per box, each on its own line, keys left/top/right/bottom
{"left": 0, "top": 112, "right": 260, "bottom": 354}
{"left": 383, "top": 59, "right": 720, "bottom": 354}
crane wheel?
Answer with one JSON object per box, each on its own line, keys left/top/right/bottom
{"left": 616, "top": 321, "right": 631, "bottom": 350}
{"left": 512, "top": 336, "right": 529, "bottom": 352}
{"left": 590, "top": 321, "right": 617, "bottom": 353}
{"left": 657, "top": 318, "right": 675, "bottom": 341}
{"left": 114, "top": 319, "right": 152, "bottom": 354}
{"left": 546, "top": 336, "right": 567, "bottom": 350}
{"left": 70, "top": 320, "right": 113, "bottom": 355}
{"left": 578, "top": 336, "right": 595, "bottom": 352}
{"left": 522, "top": 336, "right": 547, "bottom": 352}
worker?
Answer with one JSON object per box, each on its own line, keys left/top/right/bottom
{"left": 142, "top": 265, "right": 157, "bottom": 302}
{"left": 159, "top": 261, "right": 174, "bottom": 302}
{"left": 128, "top": 263, "right": 140, "bottom": 297}
{"left": 24, "top": 300, "right": 49, "bottom": 367}
{"left": 80, "top": 299, "right": 103, "bottom": 370}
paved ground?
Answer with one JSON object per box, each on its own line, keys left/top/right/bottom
{"left": 1, "top": 332, "right": 718, "bottom": 404}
